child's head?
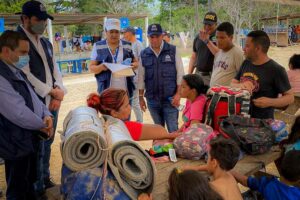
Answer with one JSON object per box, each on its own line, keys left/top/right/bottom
{"left": 280, "top": 150, "right": 300, "bottom": 185}
{"left": 288, "top": 54, "right": 300, "bottom": 70}
{"left": 180, "top": 74, "right": 208, "bottom": 99}
{"left": 168, "top": 168, "right": 223, "bottom": 200}
{"left": 207, "top": 137, "right": 240, "bottom": 173}
{"left": 287, "top": 115, "right": 300, "bottom": 144}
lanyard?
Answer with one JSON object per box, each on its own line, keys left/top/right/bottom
{"left": 108, "top": 46, "right": 119, "bottom": 64}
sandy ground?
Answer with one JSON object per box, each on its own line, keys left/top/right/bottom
{"left": 0, "top": 44, "right": 299, "bottom": 198}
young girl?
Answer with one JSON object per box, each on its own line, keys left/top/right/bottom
{"left": 177, "top": 74, "right": 208, "bottom": 132}
{"left": 87, "top": 88, "right": 179, "bottom": 141}
{"left": 285, "top": 115, "right": 300, "bottom": 153}
{"left": 168, "top": 168, "right": 223, "bottom": 200}
{"left": 287, "top": 54, "right": 300, "bottom": 93}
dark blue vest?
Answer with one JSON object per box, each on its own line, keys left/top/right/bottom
{"left": 141, "top": 42, "right": 177, "bottom": 100}
{"left": 94, "top": 39, "right": 135, "bottom": 97}
{"left": 17, "top": 26, "right": 56, "bottom": 102}
{"left": 0, "top": 60, "right": 39, "bottom": 160}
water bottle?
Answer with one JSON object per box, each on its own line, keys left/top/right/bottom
{"left": 168, "top": 97, "right": 185, "bottom": 111}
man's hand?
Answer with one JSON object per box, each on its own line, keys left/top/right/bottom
{"left": 50, "top": 87, "right": 64, "bottom": 101}
{"left": 241, "top": 81, "right": 255, "bottom": 93}
{"left": 100, "top": 63, "right": 108, "bottom": 71}
{"left": 199, "top": 30, "right": 209, "bottom": 41}
{"left": 131, "top": 61, "right": 139, "bottom": 70}
{"left": 40, "top": 116, "right": 53, "bottom": 138}
{"left": 172, "top": 93, "right": 180, "bottom": 107}
{"left": 48, "top": 98, "right": 61, "bottom": 111}
{"left": 139, "top": 96, "right": 147, "bottom": 112}
{"left": 138, "top": 193, "right": 152, "bottom": 200}
{"left": 253, "top": 97, "right": 273, "bottom": 108}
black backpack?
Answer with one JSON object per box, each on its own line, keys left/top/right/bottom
{"left": 219, "top": 115, "right": 275, "bottom": 155}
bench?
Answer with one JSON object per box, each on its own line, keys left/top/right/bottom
{"left": 46, "top": 147, "right": 281, "bottom": 200}
{"left": 57, "top": 58, "right": 90, "bottom": 73}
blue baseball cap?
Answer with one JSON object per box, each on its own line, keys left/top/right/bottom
{"left": 147, "top": 24, "right": 163, "bottom": 36}
{"left": 18, "top": 1, "right": 54, "bottom": 20}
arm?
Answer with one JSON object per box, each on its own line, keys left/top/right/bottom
{"left": 253, "top": 89, "right": 294, "bottom": 108}
{"left": 206, "top": 40, "right": 219, "bottom": 55}
{"left": 138, "top": 59, "right": 147, "bottom": 112}
{"left": 172, "top": 50, "right": 184, "bottom": 107}
{"left": 230, "top": 170, "right": 248, "bottom": 187}
{"left": 0, "top": 76, "right": 46, "bottom": 130}
{"left": 188, "top": 52, "right": 196, "bottom": 74}
{"left": 89, "top": 43, "right": 108, "bottom": 74}
{"left": 52, "top": 56, "right": 67, "bottom": 94}
{"left": 139, "top": 124, "right": 180, "bottom": 140}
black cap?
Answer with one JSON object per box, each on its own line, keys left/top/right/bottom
{"left": 203, "top": 11, "right": 217, "bottom": 25}
{"left": 147, "top": 24, "right": 163, "bottom": 36}
{"left": 122, "top": 27, "right": 136, "bottom": 34}
{"left": 18, "top": 1, "right": 54, "bottom": 20}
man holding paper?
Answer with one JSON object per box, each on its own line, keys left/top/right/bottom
{"left": 89, "top": 18, "right": 138, "bottom": 98}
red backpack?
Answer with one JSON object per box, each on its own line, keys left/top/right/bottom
{"left": 204, "top": 86, "right": 251, "bottom": 131}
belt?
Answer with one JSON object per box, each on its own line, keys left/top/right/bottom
{"left": 196, "top": 71, "right": 210, "bottom": 76}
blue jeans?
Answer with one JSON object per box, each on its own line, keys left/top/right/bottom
{"left": 131, "top": 88, "right": 143, "bottom": 122}
{"left": 35, "top": 110, "right": 59, "bottom": 193}
{"left": 146, "top": 98, "right": 178, "bottom": 133}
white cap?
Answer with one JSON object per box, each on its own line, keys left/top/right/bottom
{"left": 105, "top": 18, "right": 121, "bottom": 31}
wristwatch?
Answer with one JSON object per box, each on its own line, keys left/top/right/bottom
{"left": 203, "top": 39, "right": 209, "bottom": 45}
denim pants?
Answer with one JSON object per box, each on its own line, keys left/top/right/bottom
{"left": 146, "top": 98, "right": 178, "bottom": 133}
{"left": 35, "top": 110, "right": 59, "bottom": 193}
{"left": 131, "top": 88, "right": 143, "bottom": 122}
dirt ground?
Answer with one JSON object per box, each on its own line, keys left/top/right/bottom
{"left": 0, "top": 44, "right": 299, "bottom": 198}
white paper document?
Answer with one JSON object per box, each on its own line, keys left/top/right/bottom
{"left": 103, "top": 62, "right": 135, "bottom": 77}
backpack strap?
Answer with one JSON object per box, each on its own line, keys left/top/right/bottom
{"left": 205, "top": 93, "right": 221, "bottom": 126}
{"left": 228, "top": 95, "right": 236, "bottom": 116}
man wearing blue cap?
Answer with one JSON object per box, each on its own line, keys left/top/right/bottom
{"left": 138, "top": 24, "right": 184, "bottom": 133}
{"left": 16, "top": 0, "right": 67, "bottom": 194}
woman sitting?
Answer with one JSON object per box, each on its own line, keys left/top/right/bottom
{"left": 176, "top": 74, "right": 208, "bottom": 133}
{"left": 87, "top": 88, "right": 179, "bottom": 141}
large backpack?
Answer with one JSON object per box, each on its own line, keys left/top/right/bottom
{"left": 204, "top": 86, "right": 251, "bottom": 131}
{"left": 219, "top": 115, "right": 275, "bottom": 155}
{"left": 173, "top": 123, "right": 214, "bottom": 160}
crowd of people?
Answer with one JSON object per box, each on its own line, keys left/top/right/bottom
{"left": 0, "top": 0, "right": 300, "bottom": 199}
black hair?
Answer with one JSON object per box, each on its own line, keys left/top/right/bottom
{"left": 287, "top": 115, "right": 300, "bottom": 144}
{"left": 281, "top": 150, "right": 300, "bottom": 183}
{"left": 209, "top": 137, "right": 240, "bottom": 171}
{"left": 182, "top": 74, "right": 208, "bottom": 96}
{"left": 0, "top": 30, "right": 28, "bottom": 52}
{"left": 168, "top": 169, "right": 223, "bottom": 200}
{"left": 289, "top": 54, "right": 300, "bottom": 70}
{"left": 216, "top": 22, "right": 234, "bottom": 36}
{"left": 247, "top": 30, "right": 270, "bottom": 53}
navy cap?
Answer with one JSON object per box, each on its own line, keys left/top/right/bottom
{"left": 203, "top": 11, "right": 217, "bottom": 25}
{"left": 122, "top": 27, "right": 136, "bottom": 34}
{"left": 147, "top": 24, "right": 163, "bottom": 36}
{"left": 18, "top": 1, "right": 54, "bottom": 20}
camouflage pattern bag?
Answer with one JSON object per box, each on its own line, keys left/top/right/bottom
{"left": 173, "top": 123, "right": 213, "bottom": 160}
{"left": 219, "top": 115, "right": 275, "bottom": 155}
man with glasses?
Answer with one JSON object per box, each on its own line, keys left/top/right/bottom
{"left": 138, "top": 24, "right": 184, "bottom": 133}
{"left": 188, "top": 11, "right": 219, "bottom": 86}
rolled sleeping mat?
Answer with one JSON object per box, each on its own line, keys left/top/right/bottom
{"left": 61, "top": 106, "right": 108, "bottom": 171}
{"left": 103, "top": 115, "right": 157, "bottom": 200}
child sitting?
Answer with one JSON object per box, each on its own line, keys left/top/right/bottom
{"left": 287, "top": 54, "right": 300, "bottom": 93}
{"left": 182, "top": 137, "right": 242, "bottom": 200}
{"left": 231, "top": 150, "right": 300, "bottom": 200}
{"left": 177, "top": 74, "right": 208, "bottom": 132}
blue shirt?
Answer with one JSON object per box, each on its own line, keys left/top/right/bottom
{"left": 248, "top": 176, "right": 300, "bottom": 200}
{"left": 0, "top": 63, "right": 51, "bottom": 130}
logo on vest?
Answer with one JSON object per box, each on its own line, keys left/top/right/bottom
{"left": 164, "top": 55, "right": 172, "bottom": 62}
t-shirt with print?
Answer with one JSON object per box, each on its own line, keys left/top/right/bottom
{"left": 193, "top": 32, "right": 216, "bottom": 72}
{"left": 235, "top": 59, "right": 291, "bottom": 119}
{"left": 210, "top": 45, "right": 244, "bottom": 87}
{"left": 182, "top": 95, "right": 207, "bottom": 131}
